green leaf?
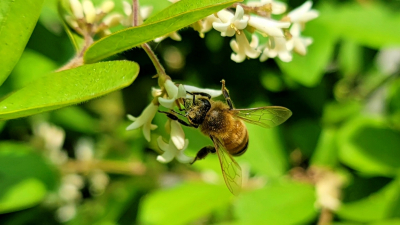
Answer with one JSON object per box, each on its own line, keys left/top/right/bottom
{"left": 0, "top": 142, "right": 58, "bottom": 213}
{"left": 84, "top": 0, "right": 240, "bottom": 63}
{"left": 369, "top": 219, "right": 400, "bottom": 225}
{"left": 338, "top": 39, "right": 363, "bottom": 77}
{"left": 50, "top": 106, "right": 98, "bottom": 134}
{"left": 0, "top": 179, "right": 47, "bottom": 214}
{"left": 318, "top": 2, "right": 400, "bottom": 49}
{"left": 338, "top": 117, "right": 400, "bottom": 176}
{"left": 276, "top": 19, "right": 338, "bottom": 87}
{"left": 234, "top": 180, "right": 318, "bottom": 225}
{"left": 0, "top": 0, "right": 45, "bottom": 85}
{"left": 241, "top": 123, "right": 288, "bottom": 178}
{"left": 6, "top": 49, "right": 58, "bottom": 91}
{"left": 0, "top": 60, "right": 139, "bottom": 120}
{"left": 322, "top": 101, "right": 362, "bottom": 125}
{"left": 0, "top": 142, "right": 58, "bottom": 190}
{"left": 310, "top": 127, "right": 338, "bottom": 167}
{"left": 337, "top": 179, "right": 400, "bottom": 222}
{"left": 139, "top": 182, "right": 232, "bottom": 225}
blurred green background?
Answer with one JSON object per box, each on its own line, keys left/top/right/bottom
{"left": 1, "top": 0, "right": 400, "bottom": 224}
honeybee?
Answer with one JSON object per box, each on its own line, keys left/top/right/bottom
{"left": 160, "top": 80, "right": 292, "bottom": 195}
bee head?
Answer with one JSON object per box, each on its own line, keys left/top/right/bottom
{"left": 184, "top": 97, "right": 211, "bottom": 126}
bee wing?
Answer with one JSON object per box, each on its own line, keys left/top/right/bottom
{"left": 211, "top": 135, "right": 242, "bottom": 195}
{"left": 231, "top": 106, "right": 292, "bottom": 128}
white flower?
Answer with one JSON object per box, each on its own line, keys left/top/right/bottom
{"left": 156, "top": 136, "right": 193, "bottom": 163}
{"left": 56, "top": 204, "right": 77, "bottom": 222}
{"left": 286, "top": 23, "right": 313, "bottom": 55}
{"left": 126, "top": 103, "right": 158, "bottom": 142}
{"left": 69, "top": 0, "right": 84, "bottom": 19}
{"left": 248, "top": 15, "right": 290, "bottom": 37}
{"left": 184, "top": 85, "right": 222, "bottom": 98}
{"left": 247, "top": 0, "right": 287, "bottom": 15}
{"left": 170, "top": 119, "right": 185, "bottom": 149}
{"left": 158, "top": 80, "right": 186, "bottom": 108}
{"left": 192, "top": 15, "right": 221, "bottom": 38}
{"left": 154, "top": 32, "right": 182, "bottom": 43}
{"left": 213, "top": 5, "right": 248, "bottom": 37}
{"left": 103, "top": 13, "right": 124, "bottom": 27}
{"left": 74, "top": 137, "right": 94, "bottom": 161}
{"left": 33, "top": 122, "right": 65, "bottom": 151}
{"left": 82, "top": 0, "right": 96, "bottom": 23}
{"left": 287, "top": 1, "right": 319, "bottom": 24}
{"left": 100, "top": 1, "right": 115, "bottom": 13}
{"left": 230, "top": 33, "right": 260, "bottom": 63}
{"left": 259, "top": 36, "right": 292, "bottom": 62}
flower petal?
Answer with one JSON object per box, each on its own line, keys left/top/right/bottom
{"left": 164, "top": 80, "right": 178, "bottom": 98}
{"left": 142, "top": 122, "right": 151, "bottom": 141}
{"left": 158, "top": 97, "right": 176, "bottom": 108}
{"left": 170, "top": 120, "right": 185, "bottom": 150}
{"left": 157, "top": 148, "right": 177, "bottom": 163}
{"left": 176, "top": 140, "right": 194, "bottom": 164}
{"left": 177, "top": 84, "right": 186, "bottom": 98}
{"left": 213, "top": 22, "right": 229, "bottom": 33}
{"left": 183, "top": 85, "right": 222, "bottom": 98}
{"left": 157, "top": 136, "right": 170, "bottom": 151}
{"left": 216, "top": 9, "right": 234, "bottom": 23}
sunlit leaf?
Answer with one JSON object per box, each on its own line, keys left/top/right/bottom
{"left": 241, "top": 123, "right": 288, "bottom": 178}
{"left": 338, "top": 117, "right": 400, "bottom": 176}
{"left": 139, "top": 182, "right": 231, "bottom": 225}
{"left": 234, "top": 180, "right": 317, "bottom": 225}
{"left": 0, "top": 179, "right": 47, "bottom": 214}
{"left": 0, "top": 0, "right": 45, "bottom": 85}
{"left": 6, "top": 50, "right": 58, "bottom": 91}
{"left": 337, "top": 178, "right": 400, "bottom": 222}
{"left": 318, "top": 2, "right": 400, "bottom": 49}
{"left": 84, "top": 0, "right": 240, "bottom": 63}
{"left": 0, "top": 60, "right": 139, "bottom": 120}
{"left": 0, "top": 142, "right": 58, "bottom": 213}
{"left": 310, "top": 127, "right": 338, "bottom": 167}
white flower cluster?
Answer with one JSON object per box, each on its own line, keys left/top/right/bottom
{"left": 161, "top": 0, "right": 319, "bottom": 63}
{"left": 65, "top": 0, "right": 153, "bottom": 37}
{"left": 33, "top": 122, "right": 109, "bottom": 222}
{"left": 126, "top": 79, "right": 222, "bottom": 164}
{"left": 65, "top": 0, "right": 119, "bottom": 36}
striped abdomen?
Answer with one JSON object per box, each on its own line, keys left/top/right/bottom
{"left": 223, "top": 120, "right": 249, "bottom": 156}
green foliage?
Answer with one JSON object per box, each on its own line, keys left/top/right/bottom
{"left": 338, "top": 117, "right": 400, "bottom": 176}
{"left": 1, "top": 0, "right": 400, "bottom": 224}
{"left": 0, "top": 0, "right": 45, "bottom": 85}
{"left": 139, "top": 182, "right": 232, "bottom": 225}
{"left": 0, "top": 61, "right": 139, "bottom": 120}
{"left": 234, "top": 180, "right": 318, "bottom": 225}
{"left": 0, "top": 142, "right": 57, "bottom": 214}
{"left": 84, "top": 0, "right": 240, "bottom": 63}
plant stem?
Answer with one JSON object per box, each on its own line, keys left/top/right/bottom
{"left": 141, "top": 43, "right": 167, "bottom": 77}
{"left": 131, "top": 0, "right": 169, "bottom": 82}
{"left": 132, "top": 0, "right": 140, "bottom": 26}
{"left": 62, "top": 159, "right": 146, "bottom": 176}
{"left": 317, "top": 207, "right": 333, "bottom": 225}
{"left": 57, "top": 34, "right": 93, "bottom": 71}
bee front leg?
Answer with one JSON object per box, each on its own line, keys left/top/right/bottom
{"left": 191, "top": 146, "right": 216, "bottom": 164}
{"left": 158, "top": 110, "right": 198, "bottom": 128}
{"left": 221, "top": 79, "right": 234, "bottom": 109}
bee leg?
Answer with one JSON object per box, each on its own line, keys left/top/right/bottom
{"left": 191, "top": 146, "right": 215, "bottom": 164}
{"left": 158, "top": 110, "right": 198, "bottom": 128}
{"left": 221, "top": 79, "right": 234, "bottom": 109}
